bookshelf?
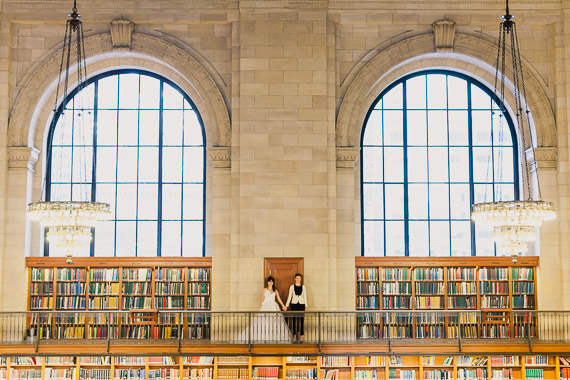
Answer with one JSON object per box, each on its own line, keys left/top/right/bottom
{"left": 2, "top": 356, "right": 570, "bottom": 380}
{"left": 26, "top": 258, "right": 212, "bottom": 341}
{"left": 355, "top": 257, "right": 538, "bottom": 340}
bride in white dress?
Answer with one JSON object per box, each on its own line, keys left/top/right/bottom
{"left": 239, "top": 276, "right": 292, "bottom": 342}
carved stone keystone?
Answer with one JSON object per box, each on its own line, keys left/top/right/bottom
{"left": 110, "top": 19, "right": 135, "bottom": 52}
{"left": 433, "top": 20, "right": 456, "bottom": 53}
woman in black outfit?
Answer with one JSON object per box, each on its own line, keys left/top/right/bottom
{"left": 285, "top": 273, "right": 308, "bottom": 342}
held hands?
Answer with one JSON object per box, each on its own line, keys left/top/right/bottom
{"left": 282, "top": 305, "right": 287, "bottom": 311}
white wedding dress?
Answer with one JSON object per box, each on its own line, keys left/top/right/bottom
{"left": 238, "top": 289, "right": 291, "bottom": 342}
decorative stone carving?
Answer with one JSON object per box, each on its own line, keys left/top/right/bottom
{"left": 525, "top": 146, "right": 557, "bottom": 171}
{"left": 433, "top": 20, "right": 456, "bottom": 53}
{"left": 110, "top": 19, "right": 134, "bottom": 52}
{"left": 208, "top": 147, "right": 231, "bottom": 169}
{"left": 336, "top": 147, "right": 359, "bottom": 169}
{"left": 8, "top": 146, "right": 40, "bottom": 170}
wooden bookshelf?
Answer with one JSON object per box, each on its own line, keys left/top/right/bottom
{"left": 355, "top": 257, "right": 538, "bottom": 340}
{"left": 1, "top": 356, "right": 570, "bottom": 380}
{"left": 26, "top": 258, "right": 212, "bottom": 341}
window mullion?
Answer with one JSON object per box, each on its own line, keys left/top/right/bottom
{"left": 467, "top": 82, "right": 476, "bottom": 256}
{"left": 157, "top": 80, "right": 164, "bottom": 257}
{"left": 90, "top": 81, "right": 99, "bottom": 257}
{"left": 403, "top": 81, "right": 409, "bottom": 257}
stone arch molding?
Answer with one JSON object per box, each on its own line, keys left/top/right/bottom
{"left": 336, "top": 32, "right": 556, "bottom": 153}
{"left": 8, "top": 31, "right": 231, "bottom": 152}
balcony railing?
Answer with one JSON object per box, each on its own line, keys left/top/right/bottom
{"left": 1, "top": 310, "right": 569, "bottom": 346}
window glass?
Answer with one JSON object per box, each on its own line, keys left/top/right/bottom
{"left": 362, "top": 71, "right": 518, "bottom": 256}
{"left": 47, "top": 71, "right": 205, "bottom": 257}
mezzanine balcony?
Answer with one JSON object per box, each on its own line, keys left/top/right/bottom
{"left": 0, "top": 310, "right": 569, "bottom": 355}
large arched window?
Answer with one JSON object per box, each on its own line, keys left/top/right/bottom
{"left": 362, "top": 71, "right": 518, "bottom": 256}
{"left": 47, "top": 70, "right": 205, "bottom": 257}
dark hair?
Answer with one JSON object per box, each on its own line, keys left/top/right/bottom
{"left": 266, "top": 276, "right": 276, "bottom": 291}
{"left": 294, "top": 273, "right": 303, "bottom": 279}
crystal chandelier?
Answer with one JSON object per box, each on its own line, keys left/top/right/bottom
{"left": 471, "top": 0, "right": 555, "bottom": 262}
{"left": 27, "top": 1, "right": 110, "bottom": 252}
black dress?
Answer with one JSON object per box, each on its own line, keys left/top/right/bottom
{"left": 290, "top": 285, "right": 305, "bottom": 337}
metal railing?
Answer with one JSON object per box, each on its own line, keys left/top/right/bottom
{"left": 1, "top": 310, "right": 569, "bottom": 346}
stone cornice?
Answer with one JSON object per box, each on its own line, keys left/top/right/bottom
{"left": 336, "top": 147, "right": 359, "bottom": 169}
{"left": 8, "top": 146, "right": 40, "bottom": 170}
{"left": 525, "top": 146, "right": 557, "bottom": 171}
{"left": 208, "top": 147, "right": 231, "bottom": 169}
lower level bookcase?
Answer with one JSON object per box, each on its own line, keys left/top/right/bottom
{"left": 0, "top": 355, "right": 567, "bottom": 380}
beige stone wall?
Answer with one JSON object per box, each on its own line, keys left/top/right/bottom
{"left": 0, "top": 0, "right": 567, "bottom": 311}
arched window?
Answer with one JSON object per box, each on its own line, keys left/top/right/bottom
{"left": 47, "top": 70, "right": 205, "bottom": 257}
{"left": 361, "top": 71, "right": 518, "bottom": 256}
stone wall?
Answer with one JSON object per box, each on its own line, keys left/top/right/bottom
{"left": 0, "top": 0, "right": 566, "bottom": 311}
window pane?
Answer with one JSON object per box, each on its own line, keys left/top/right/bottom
{"left": 447, "top": 76, "right": 467, "bottom": 109}
{"left": 183, "top": 184, "right": 204, "bottom": 220}
{"left": 94, "top": 221, "right": 115, "bottom": 257}
{"left": 363, "top": 147, "right": 383, "bottom": 182}
{"left": 119, "top": 74, "right": 139, "bottom": 109}
{"left": 71, "top": 183, "right": 92, "bottom": 202}
{"left": 185, "top": 148, "right": 204, "bottom": 182}
{"left": 428, "top": 110, "right": 447, "bottom": 145}
{"left": 364, "top": 221, "right": 384, "bottom": 256}
{"left": 163, "top": 84, "right": 184, "bottom": 109}
{"left": 162, "top": 184, "right": 182, "bottom": 220}
{"left": 471, "top": 85, "right": 492, "bottom": 109}
{"left": 409, "top": 221, "right": 429, "bottom": 256}
{"left": 50, "top": 184, "right": 71, "bottom": 202}
{"left": 116, "top": 184, "right": 137, "bottom": 220}
{"left": 183, "top": 221, "right": 203, "bottom": 256}
{"left": 72, "top": 146, "right": 92, "bottom": 183}
{"left": 97, "top": 110, "right": 118, "bottom": 145}
{"left": 96, "top": 147, "right": 117, "bottom": 183}
{"left": 382, "top": 83, "right": 403, "bottom": 109}
{"left": 472, "top": 147, "right": 493, "bottom": 183}
{"left": 138, "top": 147, "right": 158, "bottom": 183}
{"left": 384, "top": 147, "right": 403, "bottom": 182}
{"left": 408, "top": 184, "right": 428, "bottom": 220}
{"left": 96, "top": 183, "right": 116, "bottom": 210}
{"left": 50, "top": 147, "right": 72, "bottom": 183}
{"left": 138, "top": 184, "right": 158, "bottom": 220}
{"left": 429, "top": 184, "right": 449, "bottom": 219}
{"left": 383, "top": 111, "right": 403, "bottom": 145}
{"left": 406, "top": 76, "right": 426, "bottom": 109}
{"left": 385, "top": 221, "right": 405, "bottom": 256}
{"left": 162, "top": 221, "right": 182, "bottom": 256}
{"left": 163, "top": 147, "right": 183, "bottom": 182}
{"left": 427, "top": 75, "right": 447, "bottom": 109}
{"left": 449, "top": 147, "right": 469, "bottom": 182}
{"left": 51, "top": 113, "right": 73, "bottom": 146}
{"left": 472, "top": 110, "right": 492, "bottom": 145}
{"left": 494, "top": 147, "right": 514, "bottom": 183}
{"left": 428, "top": 147, "right": 449, "bottom": 182}
{"left": 450, "top": 184, "right": 470, "bottom": 219}
{"left": 448, "top": 111, "right": 468, "bottom": 145}
{"left": 451, "top": 221, "right": 471, "bottom": 257}
{"left": 363, "top": 184, "right": 383, "bottom": 220}
{"left": 407, "top": 110, "right": 427, "bottom": 146}
{"left": 430, "top": 221, "right": 450, "bottom": 256}
{"left": 117, "top": 147, "right": 138, "bottom": 183}
{"left": 363, "top": 110, "right": 383, "bottom": 146}
{"left": 139, "top": 76, "right": 160, "bottom": 109}
{"left": 137, "top": 221, "right": 158, "bottom": 257}
{"left": 385, "top": 184, "right": 404, "bottom": 219}
{"left": 164, "top": 110, "right": 184, "bottom": 146}
{"left": 139, "top": 110, "right": 159, "bottom": 146}
{"left": 408, "top": 147, "right": 427, "bottom": 182}
{"left": 115, "top": 221, "right": 136, "bottom": 256}
{"left": 118, "top": 110, "right": 139, "bottom": 146}
{"left": 98, "top": 76, "right": 118, "bottom": 109}
{"left": 475, "top": 224, "right": 495, "bottom": 256}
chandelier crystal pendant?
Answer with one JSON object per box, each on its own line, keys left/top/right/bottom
{"left": 27, "top": 0, "right": 110, "bottom": 253}
{"left": 471, "top": 0, "right": 555, "bottom": 262}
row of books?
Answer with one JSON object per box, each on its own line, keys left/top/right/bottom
{"left": 423, "top": 357, "right": 453, "bottom": 366}
{"left": 189, "top": 283, "right": 209, "bottom": 295}
{"left": 382, "top": 296, "right": 411, "bottom": 309}
{"left": 512, "top": 268, "right": 534, "bottom": 281}
{"left": 480, "top": 283, "right": 509, "bottom": 294}
{"left": 148, "top": 369, "right": 178, "bottom": 379}
{"left": 156, "top": 268, "right": 184, "bottom": 282}
{"left": 122, "top": 283, "right": 151, "bottom": 295}
{"left": 79, "top": 369, "right": 110, "bottom": 380}
{"left": 90, "top": 269, "right": 119, "bottom": 282}
{"left": 526, "top": 369, "right": 544, "bottom": 380}
{"left": 448, "top": 283, "right": 477, "bottom": 295}
{"left": 286, "top": 357, "right": 311, "bottom": 363}
{"left": 9, "top": 369, "right": 42, "bottom": 380}
{"left": 513, "top": 282, "right": 534, "bottom": 294}
{"left": 561, "top": 368, "right": 570, "bottom": 380}
{"left": 383, "top": 269, "right": 411, "bottom": 281}
{"left": 30, "top": 282, "right": 53, "bottom": 295}
{"left": 252, "top": 367, "right": 279, "bottom": 379}
{"left": 57, "top": 269, "right": 86, "bottom": 281}
{"left": 114, "top": 369, "right": 145, "bottom": 379}
{"left": 30, "top": 296, "right": 54, "bottom": 309}
{"left": 188, "top": 269, "right": 210, "bottom": 282}
{"left": 457, "top": 357, "right": 488, "bottom": 366}
{"left": 30, "top": 268, "right": 53, "bottom": 281}
{"left": 357, "top": 282, "right": 380, "bottom": 295}
{"left": 57, "top": 283, "right": 86, "bottom": 295}
{"left": 357, "top": 297, "right": 379, "bottom": 309}
{"left": 415, "top": 296, "right": 443, "bottom": 309}
{"left": 155, "top": 283, "right": 185, "bottom": 295}
{"left": 182, "top": 369, "right": 212, "bottom": 379}
{"left": 389, "top": 369, "right": 416, "bottom": 379}
{"left": 414, "top": 268, "right": 444, "bottom": 281}
{"left": 490, "top": 357, "right": 519, "bottom": 366}
{"left": 480, "top": 296, "right": 509, "bottom": 309}
{"left": 217, "top": 369, "right": 248, "bottom": 379}
{"left": 479, "top": 268, "right": 508, "bottom": 281}
{"left": 123, "top": 269, "right": 152, "bottom": 281}
{"left": 448, "top": 268, "right": 476, "bottom": 281}
{"left": 89, "top": 283, "right": 120, "bottom": 295}
{"left": 513, "top": 295, "right": 535, "bottom": 309}
{"left": 356, "top": 268, "right": 379, "bottom": 281}
{"left": 155, "top": 297, "right": 185, "bottom": 309}
{"left": 383, "top": 283, "right": 411, "bottom": 295}
{"left": 115, "top": 357, "right": 146, "bottom": 365}
{"left": 491, "top": 369, "right": 514, "bottom": 380}
{"left": 447, "top": 296, "right": 476, "bottom": 309}
{"left": 44, "top": 368, "right": 75, "bottom": 379}
{"left": 457, "top": 368, "right": 487, "bottom": 380}
{"left": 321, "top": 357, "right": 349, "bottom": 367}
{"left": 525, "top": 357, "right": 548, "bottom": 365}
{"left": 286, "top": 369, "right": 317, "bottom": 379}
{"left": 89, "top": 297, "right": 119, "bottom": 309}
{"left": 422, "top": 370, "right": 452, "bottom": 380}
{"left": 481, "top": 325, "right": 510, "bottom": 339}
{"left": 355, "top": 369, "right": 380, "bottom": 380}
